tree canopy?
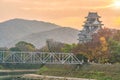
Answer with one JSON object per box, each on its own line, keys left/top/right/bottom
{"left": 10, "top": 41, "right": 36, "bottom": 51}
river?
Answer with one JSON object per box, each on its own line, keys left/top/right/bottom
{"left": 0, "top": 70, "right": 38, "bottom": 80}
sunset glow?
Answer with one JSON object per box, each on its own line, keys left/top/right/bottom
{"left": 112, "top": 0, "right": 120, "bottom": 9}
{"left": 0, "top": 0, "right": 120, "bottom": 29}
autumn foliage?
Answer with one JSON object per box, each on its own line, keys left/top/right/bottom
{"left": 72, "top": 28, "right": 120, "bottom": 63}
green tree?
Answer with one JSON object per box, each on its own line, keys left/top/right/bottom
{"left": 9, "top": 47, "right": 21, "bottom": 51}
{"left": 108, "top": 38, "right": 120, "bottom": 63}
{"left": 10, "top": 41, "right": 36, "bottom": 51}
{"left": 62, "top": 44, "right": 76, "bottom": 53}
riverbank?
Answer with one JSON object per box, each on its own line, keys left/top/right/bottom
{"left": 0, "top": 63, "right": 43, "bottom": 69}
{"left": 0, "top": 69, "right": 38, "bottom": 72}
{"left": 37, "top": 64, "right": 120, "bottom": 80}
{"left": 0, "top": 69, "right": 38, "bottom": 77}
{"left": 0, "top": 69, "right": 38, "bottom": 80}
{"left": 22, "top": 74, "right": 95, "bottom": 80}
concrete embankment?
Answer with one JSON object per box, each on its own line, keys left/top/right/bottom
{"left": 22, "top": 74, "right": 95, "bottom": 80}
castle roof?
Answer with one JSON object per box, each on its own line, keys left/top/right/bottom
{"left": 93, "top": 19, "right": 100, "bottom": 24}
{"left": 85, "top": 12, "right": 101, "bottom": 18}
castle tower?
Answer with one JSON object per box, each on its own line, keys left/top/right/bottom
{"left": 78, "top": 12, "right": 103, "bottom": 43}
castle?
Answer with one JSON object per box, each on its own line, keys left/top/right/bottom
{"left": 78, "top": 12, "right": 103, "bottom": 43}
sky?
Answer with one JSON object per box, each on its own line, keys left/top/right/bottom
{"left": 0, "top": 0, "right": 120, "bottom": 29}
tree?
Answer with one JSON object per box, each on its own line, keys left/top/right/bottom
{"left": 0, "top": 47, "right": 8, "bottom": 51}
{"left": 97, "top": 37, "right": 109, "bottom": 63}
{"left": 72, "top": 36, "right": 109, "bottom": 63}
{"left": 62, "top": 44, "right": 77, "bottom": 53}
{"left": 72, "top": 43, "right": 97, "bottom": 62}
{"left": 108, "top": 38, "right": 120, "bottom": 63}
{"left": 9, "top": 47, "right": 21, "bottom": 51}
{"left": 100, "top": 37, "right": 108, "bottom": 52}
{"left": 73, "top": 28, "right": 120, "bottom": 63}
{"left": 113, "top": 30, "right": 120, "bottom": 41}
{"left": 10, "top": 41, "right": 36, "bottom": 51}
{"left": 46, "top": 39, "right": 64, "bottom": 52}
{"left": 93, "top": 28, "right": 112, "bottom": 41}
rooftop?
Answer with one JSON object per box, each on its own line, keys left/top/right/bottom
{"left": 85, "top": 12, "right": 101, "bottom": 18}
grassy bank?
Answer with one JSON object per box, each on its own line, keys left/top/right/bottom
{"left": 38, "top": 64, "right": 120, "bottom": 80}
{"left": 0, "top": 63, "right": 44, "bottom": 69}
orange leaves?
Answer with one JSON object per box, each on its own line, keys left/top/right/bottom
{"left": 100, "top": 37, "right": 108, "bottom": 52}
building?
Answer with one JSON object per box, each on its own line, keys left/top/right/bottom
{"left": 78, "top": 12, "right": 103, "bottom": 43}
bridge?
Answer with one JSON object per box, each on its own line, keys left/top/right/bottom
{"left": 0, "top": 51, "right": 83, "bottom": 64}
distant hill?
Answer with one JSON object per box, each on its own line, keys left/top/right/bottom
{"left": 0, "top": 18, "right": 60, "bottom": 47}
{"left": 21, "top": 27, "right": 79, "bottom": 48}
{"left": 0, "top": 18, "right": 79, "bottom": 48}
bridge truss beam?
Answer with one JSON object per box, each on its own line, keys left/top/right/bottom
{"left": 0, "top": 51, "right": 82, "bottom": 64}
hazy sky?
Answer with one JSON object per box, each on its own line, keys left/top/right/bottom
{"left": 0, "top": 0, "right": 120, "bottom": 29}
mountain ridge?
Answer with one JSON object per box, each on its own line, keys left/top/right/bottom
{"left": 0, "top": 18, "right": 79, "bottom": 48}
{"left": 20, "top": 27, "right": 79, "bottom": 48}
